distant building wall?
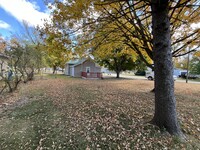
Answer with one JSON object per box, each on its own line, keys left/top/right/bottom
{"left": 74, "top": 65, "right": 82, "bottom": 77}
{"left": 0, "top": 54, "right": 9, "bottom": 79}
{"left": 65, "top": 59, "right": 101, "bottom": 78}
{"left": 82, "top": 60, "right": 101, "bottom": 73}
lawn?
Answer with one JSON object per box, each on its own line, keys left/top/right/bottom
{"left": 0, "top": 75, "right": 200, "bottom": 149}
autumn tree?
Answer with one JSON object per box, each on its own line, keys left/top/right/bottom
{"left": 174, "top": 57, "right": 188, "bottom": 70}
{"left": 1, "top": 36, "right": 45, "bottom": 93}
{"left": 43, "top": 0, "right": 200, "bottom": 136}
{"left": 190, "top": 51, "right": 200, "bottom": 74}
{"left": 38, "top": 19, "right": 72, "bottom": 73}
{"left": 19, "top": 21, "right": 47, "bottom": 74}
{"left": 47, "top": 0, "right": 199, "bottom": 68}
{"left": 92, "top": 25, "right": 144, "bottom": 78}
{"left": 0, "top": 37, "right": 6, "bottom": 53}
{"left": 19, "top": 44, "right": 44, "bottom": 82}
{"left": 96, "top": 46, "right": 136, "bottom": 78}
{"left": 1, "top": 38, "right": 24, "bottom": 92}
{"left": 0, "top": 36, "right": 7, "bottom": 72}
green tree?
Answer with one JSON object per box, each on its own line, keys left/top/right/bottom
{"left": 38, "top": 20, "right": 72, "bottom": 73}
{"left": 190, "top": 56, "right": 200, "bottom": 74}
{"left": 97, "top": 47, "right": 136, "bottom": 78}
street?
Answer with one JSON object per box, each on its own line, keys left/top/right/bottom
{"left": 103, "top": 73, "right": 200, "bottom": 84}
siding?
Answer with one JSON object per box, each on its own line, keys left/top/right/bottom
{"left": 0, "top": 60, "right": 8, "bottom": 71}
{"left": 69, "top": 66, "right": 74, "bottom": 76}
{"left": 65, "top": 64, "right": 75, "bottom": 76}
{"left": 65, "top": 59, "right": 101, "bottom": 77}
{"left": 82, "top": 60, "right": 101, "bottom": 72}
{"left": 0, "top": 57, "right": 9, "bottom": 79}
{"left": 74, "top": 64, "right": 82, "bottom": 77}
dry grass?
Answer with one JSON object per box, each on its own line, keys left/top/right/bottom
{"left": 0, "top": 75, "right": 200, "bottom": 149}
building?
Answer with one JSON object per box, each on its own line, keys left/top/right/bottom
{"left": 0, "top": 53, "right": 9, "bottom": 79}
{"left": 65, "top": 58, "right": 102, "bottom": 78}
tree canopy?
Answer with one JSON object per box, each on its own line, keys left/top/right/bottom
{"left": 38, "top": 0, "right": 200, "bottom": 137}
{"left": 190, "top": 51, "right": 200, "bottom": 74}
{"left": 42, "top": 0, "right": 199, "bottom": 68}
{"left": 95, "top": 45, "right": 137, "bottom": 78}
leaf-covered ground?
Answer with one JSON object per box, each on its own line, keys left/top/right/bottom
{"left": 0, "top": 75, "right": 200, "bottom": 149}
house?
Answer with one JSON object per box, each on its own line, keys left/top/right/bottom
{"left": 65, "top": 58, "right": 102, "bottom": 78}
{"left": 0, "top": 53, "right": 9, "bottom": 70}
{"left": 0, "top": 53, "right": 9, "bottom": 79}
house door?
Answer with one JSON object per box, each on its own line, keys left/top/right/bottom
{"left": 86, "top": 67, "right": 90, "bottom": 77}
{"left": 71, "top": 67, "right": 74, "bottom": 76}
{"left": 86, "top": 67, "right": 90, "bottom": 73}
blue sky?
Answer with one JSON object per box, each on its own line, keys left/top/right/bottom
{"left": 0, "top": 0, "right": 50, "bottom": 38}
{"left": 0, "top": 0, "right": 199, "bottom": 40}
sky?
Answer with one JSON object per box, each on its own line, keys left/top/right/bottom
{"left": 0, "top": 0, "right": 199, "bottom": 39}
{"left": 0, "top": 0, "right": 50, "bottom": 38}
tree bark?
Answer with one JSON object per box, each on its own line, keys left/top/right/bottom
{"left": 116, "top": 71, "right": 120, "bottom": 78}
{"left": 53, "top": 66, "right": 56, "bottom": 74}
{"left": 151, "top": 1, "right": 182, "bottom": 136}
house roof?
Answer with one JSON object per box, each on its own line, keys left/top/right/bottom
{"left": 66, "top": 58, "right": 87, "bottom": 66}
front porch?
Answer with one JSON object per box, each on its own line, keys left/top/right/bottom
{"left": 81, "top": 72, "right": 102, "bottom": 79}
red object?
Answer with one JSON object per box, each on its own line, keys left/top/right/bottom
{"left": 81, "top": 72, "right": 102, "bottom": 79}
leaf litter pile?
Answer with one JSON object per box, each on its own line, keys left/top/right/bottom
{"left": 0, "top": 76, "right": 200, "bottom": 149}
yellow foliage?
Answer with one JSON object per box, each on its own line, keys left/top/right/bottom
{"left": 194, "top": 51, "right": 200, "bottom": 57}
{"left": 40, "top": 0, "right": 199, "bottom": 67}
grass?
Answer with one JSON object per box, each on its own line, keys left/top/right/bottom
{"left": 177, "top": 77, "right": 200, "bottom": 82}
{"left": 0, "top": 76, "right": 200, "bottom": 149}
{"left": 34, "top": 73, "right": 67, "bottom": 79}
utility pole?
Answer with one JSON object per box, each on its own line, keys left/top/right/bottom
{"left": 186, "top": 48, "right": 190, "bottom": 83}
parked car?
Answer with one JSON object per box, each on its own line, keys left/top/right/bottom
{"left": 134, "top": 70, "right": 146, "bottom": 76}
{"left": 145, "top": 71, "right": 154, "bottom": 80}
{"left": 183, "top": 73, "right": 199, "bottom": 79}
{"left": 180, "top": 71, "right": 187, "bottom": 78}
{"left": 145, "top": 71, "right": 177, "bottom": 81}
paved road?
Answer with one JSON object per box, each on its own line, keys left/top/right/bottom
{"left": 103, "top": 73, "right": 200, "bottom": 84}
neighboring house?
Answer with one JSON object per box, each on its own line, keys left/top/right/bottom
{"left": 65, "top": 58, "right": 102, "bottom": 78}
{"left": 0, "top": 53, "right": 9, "bottom": 79}
{"left": 0, "top": 53, "right": 9, "bottom": 69}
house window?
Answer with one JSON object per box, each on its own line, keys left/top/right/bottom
{"left": 86, "top": 67, "right": 90, "bottom": 73}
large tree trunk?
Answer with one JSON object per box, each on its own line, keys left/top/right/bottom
{"left": 116, "top": 71, "right": 120, "bottom": 78}
{"left": 53, "top": 66, "right": 57, "bottom": 74}
{"left": 151, "top": 1, "right": 182, "bottom": 136}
